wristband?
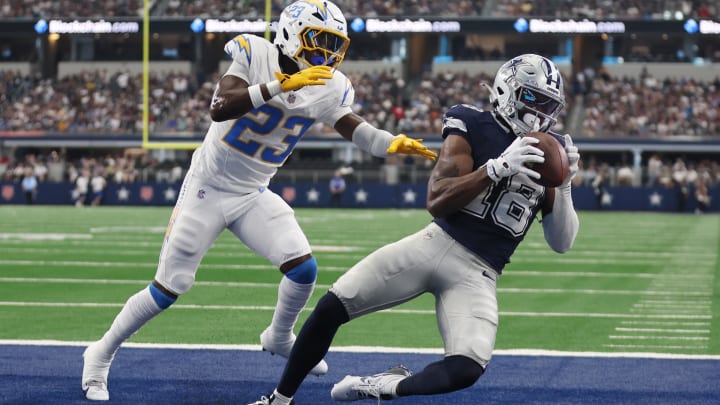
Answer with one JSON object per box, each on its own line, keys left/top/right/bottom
{"left": 248, "top": 84, "right": 265, "bottom": 108}
{"left": 485, "top": 160, "right": 500, "bottom": 183}
{"left": 266, "top": 80, "right": 282, "bottom": 97}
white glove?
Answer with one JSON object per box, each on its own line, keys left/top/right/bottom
{"left": 486, "top": 136, "right": 544, "bottom": 183}
{"left": 561, "top": 134, "right": 580, "bottom": 187}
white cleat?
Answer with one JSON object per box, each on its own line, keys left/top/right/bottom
{"left": 331, "top": 365, "right": 412, "bottom": 402}
{"left": 260, "top": 327, "right": 328, "bottom": 376}
{"left": 81, "top": 341, "right": 114, "bottom": 401}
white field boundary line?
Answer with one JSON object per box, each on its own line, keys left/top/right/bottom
{"left": 0, "top": 301, "right": 712, "bottom": 319}
{"left": 3, "top": 240, "right": 717, "bottom": 259}
{"left": 0, "top": 278, "right": 713, "bottom": 297}
{"left": 0, "top": 264, "right": 715, "bottom": 281}
{"left": 0, "top": 339, "right": 718, "bottom": 361}
{"left": 1, "top": 255, "right": 714, "bottom": 267}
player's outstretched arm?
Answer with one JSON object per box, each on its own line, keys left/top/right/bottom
{"left": 335, "top": 114, "right": 437, "bottom": 161}
{"left": 209, "top": 66, "right": 333, "bottom": 122}
{"left": 541, "top": 133, "right": 580, "bottom": 253}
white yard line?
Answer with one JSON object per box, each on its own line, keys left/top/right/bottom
{"left": 0, "top": 301, "right": 713, "bottom": 320}
{"left": 0, "top": 339, "right": 718, "bottom": 360}
{"left": 614, "top": 327, "right": 710, "bottom": 334}
{"left": 609, "top": 335, "right": 709, "bottom": 341}
{"left": 0, "top": 277, "right": 712, "bottom": 298}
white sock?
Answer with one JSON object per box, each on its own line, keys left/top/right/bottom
{"left": 272, "top": 389, "right": 293, "bottom": 405}
{"left": 97, "top": 287, "right": 163, "bottom": 358}
{"left": 268, "top": 276, "right": 314, "bottom": 337}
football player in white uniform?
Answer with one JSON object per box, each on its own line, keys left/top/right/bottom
{"left": 81, "top": 0, "right": 436, "bottom": 401}
{"left": 249, "top": 54, "right": 580, "bottom": 405}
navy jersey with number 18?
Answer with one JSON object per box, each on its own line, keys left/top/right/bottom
{"left": 433, "top": 104, "right": 547, "bottom": 273}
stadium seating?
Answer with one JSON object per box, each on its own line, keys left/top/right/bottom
{"left": 3, "top": 0, "right": 714, "bottom": 19}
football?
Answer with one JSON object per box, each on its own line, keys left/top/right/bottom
{"left": 525, "top": 131, "right": 569, "bottom": 188}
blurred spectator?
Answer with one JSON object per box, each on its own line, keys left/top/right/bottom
{"left": 46, "top": 150, "right": 66, "bottom": 182}
{"left": 695, "top": 177, "right": 710, "bottom": 213}
{"left": 21, "top": 167, "right": 38, "bottom": 204}
{"left": 73, "top": 168, "right": 90, "bottom": 207}
{"left": 328, "top": 170, "right": 346, "bottom": 207}
{"left": 592, "top": 163, "right": 610, "bottom": 209}
{"left": 616, "top": 163, "right": 634, "bottom": 186}
{"left": 90, "top": 169, "right": 107, "bottom": 206}
{"left": 646, "top": 153, "right": 662, "bottom": 186}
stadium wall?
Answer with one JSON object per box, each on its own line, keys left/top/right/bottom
{"left": 56, "top": 61, "right": 193, "bottom": 77}
{"left": 0, "top": 182, "right": 715, "bottom": 212}
{"left": 0, "top": 62, "right": 31, "bottom": 75}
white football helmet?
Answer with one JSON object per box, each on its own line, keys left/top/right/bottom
{"left": 274, "top": 0, "right": 350, "bottom": 71}
{"left": 487, "top": 54, "right": 565, "bottom": 136}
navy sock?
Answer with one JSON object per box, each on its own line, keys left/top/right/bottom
{"left": 277, "top": 292, "right": 349, "bottom": 396}
{"left": 397, "top": 355, "right": 484, "bottom": 396}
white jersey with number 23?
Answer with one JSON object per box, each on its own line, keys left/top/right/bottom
{"left": 191, "top": 33, "right": 355, "bottom": 193}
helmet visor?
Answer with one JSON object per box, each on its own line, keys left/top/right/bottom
{"left": 300, "top": 27, "right": 350, "bottom": 68}
{"left": 517, "top": 87, "right": 563, "bottom": 117}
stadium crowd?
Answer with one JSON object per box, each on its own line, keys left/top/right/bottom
{"left": 0, "top": 69, "right": 197, "bottom": 134}
{"left": 492, "top": 0, "right": 716, "bottom": 19}
{"left": 581, "top": 70, "right": 720, "bottom": 137}
{"left": 3, "top": 67, "right": 719, "bottom": 137}
{"left": 2, "top": 0, "right": 713, "bottom": 18}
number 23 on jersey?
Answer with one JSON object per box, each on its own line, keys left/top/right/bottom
{"left": 222, "top": 104, "right": 315, "bottom": 165}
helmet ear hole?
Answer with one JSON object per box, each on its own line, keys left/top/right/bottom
{"left": 496, "top": 87, "right": 504, "bottom": 96}
{"left": 283, "top": 28, "right": 289, "bottom": 41}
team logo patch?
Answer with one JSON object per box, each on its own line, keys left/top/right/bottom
{"left": 282, "top": 187, "right": 296, "bottom": 202}
{"left": 140, "top": 186, "right": 154, "bottom": 202}
{"left": 1, "top": 185, "right": 14, "bottom": 200}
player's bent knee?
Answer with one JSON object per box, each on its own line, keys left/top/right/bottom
{"left": 149, "top": 281, "right": 177, "bottom": 309}
{"left": 166, "top": 273, "right": 195, "bottom": 295}
{"left": 446, "top": 355, "right": 485, "bottom": 389}
{"left": 313, "top": 292, "right": 350, "bottom": 326}
{"left": 285, "top": 256, "right": 318, "bottom": 284}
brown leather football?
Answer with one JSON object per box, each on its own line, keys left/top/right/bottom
{"left": 526, "top": 131, "right": 569, "bottom": 188}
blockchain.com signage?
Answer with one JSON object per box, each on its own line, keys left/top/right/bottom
{"left": 513, "top": 18, "right": 625, "bottom": 34}
{"left": 350, "top": 18, "right": 461, "bottom": 33}
{"left": 34, "top": 19, "right": 139, "bottom": 34}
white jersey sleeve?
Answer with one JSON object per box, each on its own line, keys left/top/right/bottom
{"left": 222, "top": 34, "right": 257, "bottom": 82}
{"left": 324, "top": 74, "right": 355, "bottom": 125}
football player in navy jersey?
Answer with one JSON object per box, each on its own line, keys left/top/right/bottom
{"left": 249, "top": 54, "right": 580, "bottom": 405}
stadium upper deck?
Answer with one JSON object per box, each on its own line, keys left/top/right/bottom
{"left": 0, "top": 0, "right": 713, "bottom": 19}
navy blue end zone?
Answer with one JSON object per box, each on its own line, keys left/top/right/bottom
{"left": 1, "top": 345, "right": 718, "bottom": 404}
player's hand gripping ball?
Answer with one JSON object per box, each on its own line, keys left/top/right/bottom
{"left": 525, "top": 131, "right": 569, "bottom": 188}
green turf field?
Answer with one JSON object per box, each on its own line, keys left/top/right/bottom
{"left": 0, "top": 206, "right": 717, "bottom": 355}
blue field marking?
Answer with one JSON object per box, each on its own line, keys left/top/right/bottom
{"left": 1, "top": 345, "right": 718, "bottom": 404}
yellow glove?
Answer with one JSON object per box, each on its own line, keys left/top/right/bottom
{"left": 387, "top": 134, "right": 437, "bottom": 161}
{"left": 273, "top": 65, "right": 333, "bottom": 92}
